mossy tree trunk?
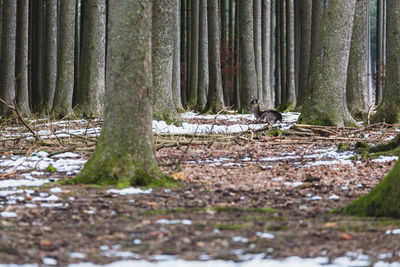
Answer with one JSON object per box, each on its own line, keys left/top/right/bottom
{"left": 371, "top": 1, "right": 400, "bottom": 124}
{"left": 52, "top": 0, "right": 76, "bottom": 118}
{"left": 75, "top": 0, "right": 106, "bottom": 118}
{"left": 75, "top": 0, "right": 175, "bottom": 188}
{"left": 0, "top": 0, "right": 16, "bottom": 117}
{"left": 296, "top": 0, "right": 312, "bottom": 109}
{"left": 196, "top": 0, "right": 208, "bottom": 111}
{"left": 343, "top": 157, "right": 400, "bottom": 217}
{"left": 43, "top": 0, "right": 57, "bottom": 112}
{"left": 239, "top": 0, "right": 257, "bottom": 113}
{"left": 346, "top": 0, "right": 370, "bottom": 120}
{"left": 152, "top": 0, "right": 180, "bottom": 123}
{"left": 298, "top": 1, "right": 357, "bottom": 126}
{"left": 204, "top": 0, "right": 224, "bottom": 113}
{"left": 15, "top": 0, "right": 30, "bottom": 116}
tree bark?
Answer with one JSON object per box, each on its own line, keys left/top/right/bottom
{"left": 172, "top": 0, "right": 184, "bottom": 112}
{"left": 204, "top": 0, "right": 224, "bottom": 113}
{"left": 52, "top": 0, "right": 76, "bottom": 118}
{"left": 285, "top": 0, "right": 296, "bottom": 109}
{"left": 196, "top": 0, "right": 208, "bottom": 111}
{"left": 186, "top": 0, "right": 199, "bottom": 108}
{"left": 296, "top": 0, "right": 312, "bottom": 109}
{"left": 221, "top": 0, "right": 229, "bottom": 105}
{"left": 371, "top": 0, "right": 400, "bottom": 124}
{"left": 279, "top": 0, "right": 286, "bottom": 103}
{"left": 275, "top": 0, "right": 281, "bottom": 106}
{"left": 375, "top": 0, "right": 384, "bottom": 105}
{"left": 43, "top": 0, "right": 58, "bottom": 112}
{"left": 254, "top": 0, "right": 263, "bottom": 104}
{"left": 298, "top": 0, "right": 357, "bottom": 126}
{"left": 15, "top": 0, "right": 30, "bottom": 115}
{"left": 239, "top": 0, "right": 257, "bottom": 112}
{"left": 76, "top": 0, "right": 106, "bottom": 117}
{"left": 75, "top": 0, "right": 175, "bottom": 188}
{"left": 261, "top": 0, "right": 273, "bottom": 108}
{"left": 346, "top": 0, "right": 370, "bottom": 120}
{"left": 0, "top": 0, "right": 16, "bottom": 117}
{"left": 152, "top": 0, "right": 180, "bottom": 122}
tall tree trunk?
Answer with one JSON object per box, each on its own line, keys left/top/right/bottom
{"left": 52, "top": 0, "right": 76, "bottom": 118}
{"left": 371, "top": 0, "right": 400, "bottom": 124}
{"left": 197, "top": 0, "right": 208, "bottom": 111}
{"left": 279, "top": 0, "right": 286, "bottom": 103}
{"left": 233, "top": 0, "right": 240, "bottom": 109}
{"left": 43, "top": 0, "right": 58, "bottom": 112}
{"left": 180, "top": 0, "right": 186, "bottom": 106}
{"left": 152, "top": 0, "right": 180, "bottom": 122}
{"left": 228, "top": 0, "right": 234, "bottom": 106}
{"left": 275, "top": 0, "right": 281, "bottom": 106}
{"left": 261, "top": 0, "right": 273, "bottom": 108}
{"left": 31, "top": 1, "right": 45, "bottom": 111}
{"left": 239, "top": 0, "right": 257, "bottom": 112}
{"left": 346, "top": 0, "right": 370, "bottom": 120}
{"left": 308, "top": 0, "right": 323, "bottom": 96}
{"left": 285, "top": 0, "right": 296, "bottom": 109}
{"left": 15, "top": 0, "right": 30, "bottom": 115}
{"left": 375, "top": 0, "right": 384, "bottom": 105}
{"left": 296, "top": 0, "right": 312, "bottom": 109}
{"left": 298, "top": 1, "right": 357, "bottom": 126}
{"left": 0, "top": 0, "right": 2, "bottom": 61}
{"left": 221, "top": 0, "right": 229, "bottom": 105}
{"left": 76, "top": 0, "right": 175, "bottom": 188}
{"left": 186, "top": 0, "right": 199, "bottom": 108}
{"left": 76, "top": 0, "right": 106, "bottom": 117}
{"left": 0, "top": 0, "right": 16, "bottom": 117}
{"left": 73, "top": 0, "right": 81, "bottom": 107}
{"left": 204, "top": 0, "right": 224, "bottom": 113}
{"left": 172, "top": 0, "right": 184, "bottom": 112}
{"left": 253, "top": 0, "right": 263, "bottom": 104}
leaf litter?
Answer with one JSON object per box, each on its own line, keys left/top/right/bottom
{"left": 0, "top": 113, "right": 400, "bottom": 266}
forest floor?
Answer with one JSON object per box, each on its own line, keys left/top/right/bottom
{"left": 1, "top": 112, "right": 400, "bottom": 266}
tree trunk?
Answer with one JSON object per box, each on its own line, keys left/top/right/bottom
{"left": 253, "top": 0, "right": 263, "bottom": 104}
{"left": 52, "top": 0, "right": 76, "bottom": 118}
{"left": 0, "top": 0, "right": 16, "bottom": 117}
{"left": 346, "top": 0, "right": 370, "bottom": 120}
{"left": 296, "top": 0, "right": 312, "bottom": 109}
{"left": 233, "top": 0, "right": 240, "bottom": 109}
{"left": 75, "top": 0, "right": 106, "bottom": 117}
{"left": 73, "top": 0, "right": 81, "bottom": 107}
{"left": 261, "top": 0, "right": 273, "bottom": 108}
{"left": 228, "top": 0, "right": 234, "bottom": 106}
{"left": 275, "top": 0, "right": 281, "bottom": 106}
{"left": 298, "top": 1, "right": 357, "bottom": 126}
{"left": 186, "top": 0, "right": 199, "bottom": 108}
{"left": 196, "top": 0, "right": 208, "bottom": 111}
{"left": 15, "top": 0, "right": 30, "bottom": 115}
{"left": 279, "top": 0, "right": 286, "bottom": 103}
{"left": 152, "top": 0, "right": 180, "bottom": 122}
{"left": 375, "top": 0, "right": 384, "bottom": 105}
{"left": 172, "top": 0, "right": 184, "bottom": 112}
{"left": 239, "top": 0, "right": 257, "bottom": 112}
{"left": 285, "top": 0, "right": 296, "bottom": 110}
{"left": 43, "top": 0, "right": 58, "bottom": 112}
{"left": 371, "top": 0, "right": 400, "bottom": 124}
{"left": 204, "top": 0, "right": 224, "bottom": 113}
{"left": 75, "top": 0, "right": 175, "bottom": 188}
{"left": 221, "top": 0, "right": 228, "bottom": 105}
{"left": 180, "top": 0, "right": 187, "bottom": 105}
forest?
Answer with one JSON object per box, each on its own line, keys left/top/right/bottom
{"left": 1, "top": 0, "right": 400, "bottom": 266}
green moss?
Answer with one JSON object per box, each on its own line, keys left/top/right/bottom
{"left": 266, "top": 225, "right": 287, "bottom": 231}
{"left": 201, "top": 206, "right": 276, "bottom": 213}
{"left": 337, "top": 143, "right": 350, "bottom": 152}
{"left": 372, "top": 219, "right": 400, "bottom": 227}
{"left": 46, "top": 164, "right": 56, "bottom": 173}
{"left": 139, "top": 207, "right": 186, "bottom": 216}
{"left": 266, "top": 129, "right": 282, "bottom": 137}
{"left": 342, "top": 159, "right": 400, "bottom": 217}
{"left": 214, "top": 224, "right": 249, "bottom": 230}
{"left": 355, "top": 141, "right": 371, "bottom": 149}
{"left": 277, "top": 102, "right": 295, "bottom": 112}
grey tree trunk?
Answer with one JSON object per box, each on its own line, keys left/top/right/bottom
{"left": 76, "top": 0, "right": 174, "bottom": 187}
{"left": 15, "top": 0, "right": 30, "bottom": 115}
{"left": 76, "top": 0, "right": 106, "bottom": 117}
{"left": 261, "top": 0, "right": 273, "bottom": 108}
{"left": 43, "top": 0, "right": 58, "bottom": 112}
{"left": 376, "top": 0, "right": 384, "bottom": 105}
{"left": 371, "top": 1, "right": 400, "bottom": 124}
{"left": 180, "top": 0, "right": 186, "bottom": 105}
{"left": 239, "top": 0, "right": 257, "bottom": 112}
{"left": 172, "top": 0, "right": 184, "bottom": 112}
{"left": 275, "top": 0, "right": 281, "bottom": 106}
{"left": 280, "top": 0, "right": 286, "bottom": 103}
{"left": 0, "top": 0, "right": 16, "bottom": 117}
{"left": 346, "top": 0, "right": 370, "bottom": 120}
{"left": 253, "top": 0, "right": 263, "bottom": 104}
{"left": 152, "top": 0, "right": 180, "bottom": 122}
{"left": 285, "top": 0, "right": 296, "bottom": 109}
{"left": 296, "top": 0, "right": 312, "bottom": 109}
{"left": 221, "top": 0, "right": 228, "bottom": 105}
{"left": 233, "top": 0, "right": 240, "bottom": 109}
{"left": 52, "top": 0, "right": 76, "bottom": 118}
{"left": 204, "top": 0, "right": 224, "bottom": 113}
{"left": 228, "top": 0, "right": 234, "bottom": 105}
{"left": 197, "top": 0, "right": 208, "bottom": 111}
{"left": 308, "top": 0, "right": 323, "bottom": 95}
{"left": 298, "top": 0, "right": 357, "bottom": 126}
{"left": 186, "top": 0, "right": 199, "bottom": 108}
